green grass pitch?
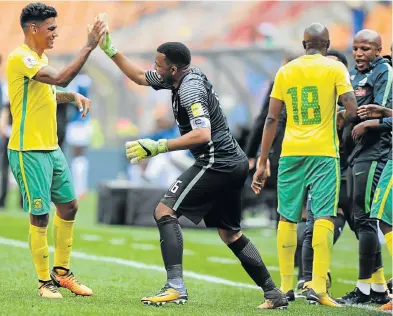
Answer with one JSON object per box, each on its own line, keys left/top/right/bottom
{"left": 0, "top": 191, "right": 390, "bottom": 315}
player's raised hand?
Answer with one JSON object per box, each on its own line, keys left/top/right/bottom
{"left": 251, "top": 158, "right": 271, "bottom": 194}
{"left": 74, "top": 93, "right": 90, "bottom": 118}
{"left": 357, "top": 104, "right": 385, "bottom": 119}
{"left": 95, "top": 13, "right": 118, "bottom": 57}
{"left": 125, "top": 139, "right": 168, "bottom": 164}
{"left": 86, "top": 18, "right": 107, "bottom": 50}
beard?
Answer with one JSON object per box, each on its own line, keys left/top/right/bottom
{"left": 161, "top": 74, "right": 174, "bottom": 85}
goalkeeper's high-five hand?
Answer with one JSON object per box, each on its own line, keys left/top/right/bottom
{"left": 96, "top": 13, "right": 118, "bottom": 57}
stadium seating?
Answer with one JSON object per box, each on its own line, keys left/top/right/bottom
{"left": 0, "top": 2, "right": 391, "bottom": 60}
{"left": 0, "top": 1, "right": 181, "bottom": 61}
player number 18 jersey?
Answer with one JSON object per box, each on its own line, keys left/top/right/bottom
{"left": 270, "top": 54, "right": 353, "bottom": 158}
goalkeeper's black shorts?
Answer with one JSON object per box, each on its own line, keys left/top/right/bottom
{"left": 161, "top": 159, "right": 248, "bottom": 231}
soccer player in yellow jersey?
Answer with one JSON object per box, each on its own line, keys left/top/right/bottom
{"left": 251, "top": 23, "right": 358, "bottom": 307}
{"left": 6, "top": 3, "right": 106, "bottom": 298}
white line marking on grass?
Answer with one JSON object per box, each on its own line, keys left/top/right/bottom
{"left": 0, "top": 237, "right": 258, "bottom": 290}
{"left": 183, "top": 249, "right": 195, "bottom": 256}
{"left": 266, "top": 266, "right": 280, "bottom": 272}
{"left": 0, "top": 235, "right": 384, "bottom": 313}
{"left": 80, "top": 234, "right": 102, "bottom": 242}
{"left": 109, "top": 238, "right": 125, "bottom": 245}
{"left": 337, "top": 278, "right": 357, "bottom": 285}
{"left": 131, "top": 243, "right": 156, "bottom": 250}
{"left": 208, "top": 257, "right": 238, "bottom": 264}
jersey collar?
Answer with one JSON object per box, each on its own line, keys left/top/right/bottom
{"left": 20, "top": 44, "right": 44, "bottom": 60}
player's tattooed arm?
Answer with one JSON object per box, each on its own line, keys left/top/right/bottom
{"left": 339, "top": 91, "right": 358, "bottom": 122}
{"left": 56, "top": 91, "right": 76, "bottom": 104}
{"left": 32, "top": 20, "right": 106, "bottom": 87}
{"left": 56, "top": 92, "right": 91, "bottom": 118}
{"left": 34, "top": 55, "right": 90, "bottom": 88}
{"left": 339, "top": 91, "right": 359, "bottom": 148}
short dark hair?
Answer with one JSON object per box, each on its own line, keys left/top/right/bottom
{"left": 326, "top": 49, "right": 348, "bottom": 68}
{"left": 157, "top": 42, "right": 191, "bottom": 68}
{"left": 20, "top": 3, "right": 57, "bottom": 28}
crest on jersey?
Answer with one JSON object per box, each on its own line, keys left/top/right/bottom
{"left": 33, "top": 198, "right": 42, "bottom": 209}
{"left": 358, "top": 77, "right": 368, "bottom": 87}
{"left": 23, "top": 56, "right": 38, "bottom": 69}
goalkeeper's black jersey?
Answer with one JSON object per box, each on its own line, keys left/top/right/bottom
{"left": 145, "top": 67, "right": 247, "bottom": 170}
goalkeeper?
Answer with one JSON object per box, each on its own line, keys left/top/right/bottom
{"left": 98, "top": 14, "right": 288, "bottom": 310}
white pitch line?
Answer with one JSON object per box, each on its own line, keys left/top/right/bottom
{"left": 131, "top": 243, "right": 156, "bottom": 250}
{"left": 0, "top": 236, "right": 383, "bottom": 313}
{"left": 80, "top": 234, "right": 102, "bottom": 242}
{"left": 109, "top": 238, "right": 126, "bottom": 245}
{"left": 183, "top": 249, "right": 195, "bottom": 256}
{"left": 266, "top": 266, "right": 280, "bottom": 272}
{"left": 337, "top": 278, "right": 357, "bottom": 285}
{"left": 207, "top": 256, "right": 238, "bottom": 264}
{"left": 0, "top": 237, "right": 258, "bottom": 290}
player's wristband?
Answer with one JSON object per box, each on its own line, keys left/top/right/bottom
{"left": 157, "top": 139, "right": 168, "bottom": 154}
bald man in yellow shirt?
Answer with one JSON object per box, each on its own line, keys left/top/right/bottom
{"left": 252, "top": 23, "right": 358, "bottom": 307}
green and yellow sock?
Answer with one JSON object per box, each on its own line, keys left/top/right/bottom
{"left": 53, "top": 213, "right": 75, "bottom": 273}
{"left": 29, "top": 224, "right": 50, "bottom": 281}
{"left": 277, "top": 221, "right": 297, "bottom": 293}
{"left": 312, "top": 219, "right": 334, "bottom": 295}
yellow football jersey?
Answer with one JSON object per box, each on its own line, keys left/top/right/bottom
{"left": 6, "top": 44, "right": 58, "bottom": 151}
{"left": 270, "top": 54, "right": 353, "bottom": 158}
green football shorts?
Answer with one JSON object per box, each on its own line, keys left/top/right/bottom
{"left": 277, "top": 156, "right": 340, "bottom": 223}
{"left": 371, "top": 159, "right": 392, "bottom": 226}
{"left": 8, "top": 148, "right": 75, "bottom": 215}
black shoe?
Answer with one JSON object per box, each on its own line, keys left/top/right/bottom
{"left": 336, "top": 287, "right": 371, "bottom": 305}
{"left": 297, "top": 280, "right": 311, "bottom": 298}
{"left": 257, "top": 287, "right": 289, "bottom": 310}
{"left": 388, "top": 278, "right": 392, "bottom": 294}
{"left": 297, "top": 279, "right": 305, "bottom": 291}
{"left": 370, "top": 289, "right": 391, "bottom": 305}
{"left": 285, "top": 290, "right": 295, "bottom": 302}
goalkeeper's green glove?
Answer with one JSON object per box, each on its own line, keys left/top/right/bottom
{"left": 97, "top": 13, "right": 118, "bottom": 57}
{"left": 125, "top": 139, "right": 168, "bottom": 164}
{"left": 100, "top": 31, "right": 118, "bottom": 58}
